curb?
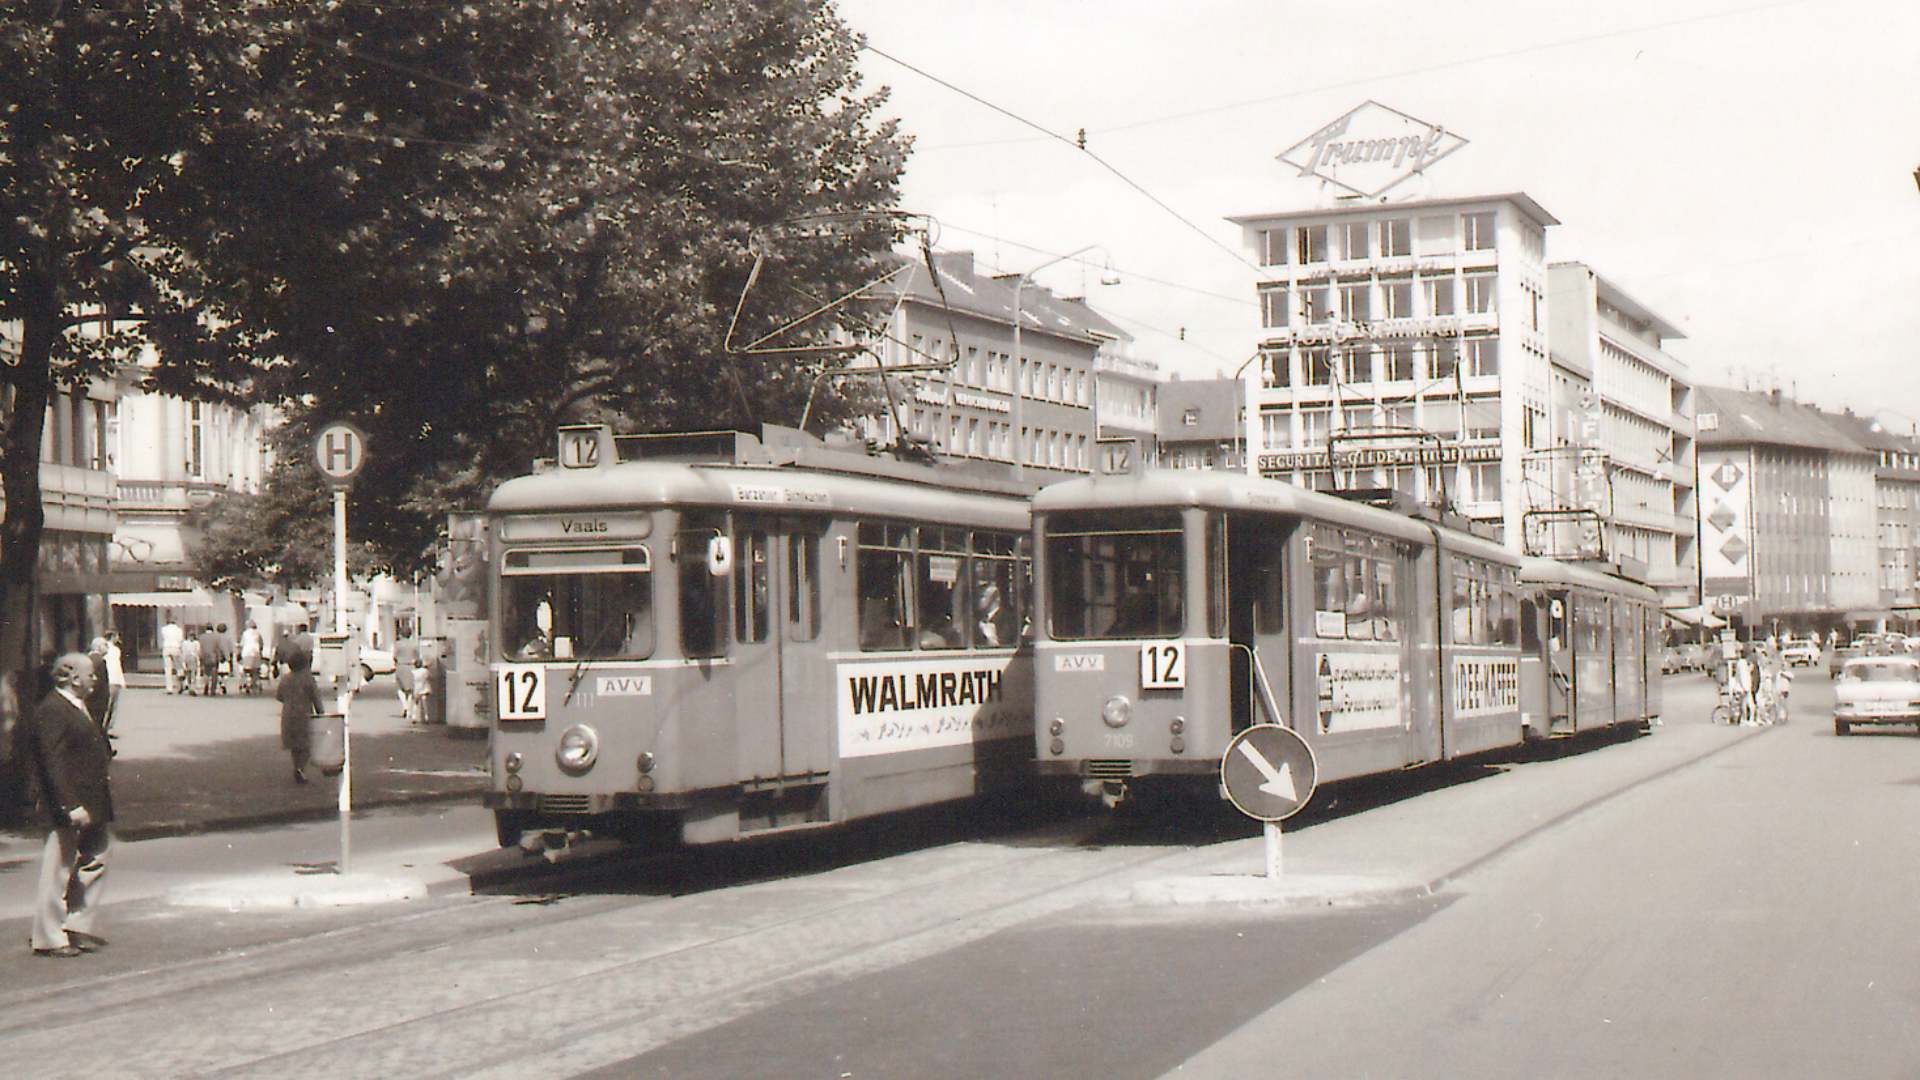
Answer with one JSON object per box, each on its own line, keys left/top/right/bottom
{"left": 114, "top": 787, "right": 484, "bottom": 843}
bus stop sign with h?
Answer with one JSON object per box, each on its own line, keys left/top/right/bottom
{"left": 313, "top": 421, "right": 368, "bottom": 874}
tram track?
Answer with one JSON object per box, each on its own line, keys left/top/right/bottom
{"left": 0, "top": 810, "right": 1198, "bottom": 1068}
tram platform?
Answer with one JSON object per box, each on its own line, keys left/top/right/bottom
{"left": 0, "top": 681, "right": 485, "bottom": 850}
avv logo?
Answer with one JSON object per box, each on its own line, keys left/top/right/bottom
{"left": 596, "top": 675, "right": 653, "bottom": 697}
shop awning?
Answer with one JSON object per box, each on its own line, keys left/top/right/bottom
{"left": 1664, "top": 605, "right": 1726, "bottom": 629}
{"left": 111, "top": 590, "right": 215, "bottom": 611}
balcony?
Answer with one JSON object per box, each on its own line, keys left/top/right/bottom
{"left": 116, "top": 478, "right": 232, "bottom": 513}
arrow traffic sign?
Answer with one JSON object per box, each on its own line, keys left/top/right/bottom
{"left": 1221, "top": 723, "right": 1318, "bottom": 822}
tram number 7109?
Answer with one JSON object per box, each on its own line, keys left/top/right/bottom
{"left": 1140, "top": 641, "right": 1186, "bottom": 690}
{"left": 496, "top": 664, "right": 548, "bottom": 720}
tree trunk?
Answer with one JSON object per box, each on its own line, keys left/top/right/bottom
{"left": 1, "top": 295, "right": 58, "bottom": 688}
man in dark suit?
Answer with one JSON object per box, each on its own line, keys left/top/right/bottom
{"left": 30, "top": 652, "right": 114, "bottom": 958}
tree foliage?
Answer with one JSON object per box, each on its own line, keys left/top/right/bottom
{"left": 0, "top": 1, "right": 908, "bottom": 676}
{"left": 189, "top": 457, "right": 385, "bottom": 595}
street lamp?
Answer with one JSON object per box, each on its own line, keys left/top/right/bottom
{"left": 1009, "top": 245, "right": 1116, "bottom": 478}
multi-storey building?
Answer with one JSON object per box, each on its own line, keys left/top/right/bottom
{"left": 1544, "top": 263, "right": 1696, "bottom": 607}
{"left": 1230, "top": 193, "right": 1558, "bottom": 549}
{"left": 106, "top": 368, "right": 277, "bottom": 667}
{"left": 858, "top": 251, "right": 1128, "bottom": 477}
{"left": 15, "top": 381, "right": 120, "bottom": 655}
{"left": 1695, "top": 386, "right": 1878, "bottom": 635}
{"left": 1826, "top": 410, "right": 1920, "bottom": 620}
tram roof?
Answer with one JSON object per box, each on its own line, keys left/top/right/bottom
{"left": 487, "top": 460, "right": 1030, "bottom": 530}
{"left": 1035, "top": 468, "right": 1515, "bottom": 560}
{"left": 1519, "top": 556, "right": 1660, "bottom": 602}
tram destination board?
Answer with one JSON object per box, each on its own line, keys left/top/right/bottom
{"left": 1220, "top": 723, "right": 1318, "bottom": 822}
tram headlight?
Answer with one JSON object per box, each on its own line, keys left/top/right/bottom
{"left": 1170, "top": 736, "right": 1185, "bottom": 755}
{"left": 1049, "top": 737, "right": 1065, "bottom": 756}
{"left": 1048, "top": 718, "right": 1065, "bottom": 736}
{"left": 555, "top": 724, "right": 600, "bottom": 775}
{"left": 506, "top": 774, "right": 523, "bottom": 792}
{"left": 1101, "top": 695, "right": 1132, "bottom": 729}
{"left": 637, "top": 751, "right": 656, "bottom": 774}
{"left": 1169, "top": 716, "right": 1185, "bottom": 735}
{"left": 504, "top": 752, "right": 523, "bottom": 774}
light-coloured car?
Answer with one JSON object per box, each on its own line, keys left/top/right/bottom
{"left": 1833, "top": 655, "right": 1920, "bottom": 736}
{"left": 1780, "top": 639, "right": 1820, "bottom": 668}
{"left": 357, "top": 645, "right": 396, "bottom": 681}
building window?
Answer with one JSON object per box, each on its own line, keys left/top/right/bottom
{"left": 1262, "top": 228, "right": 1289, "bottom": 266}
{"left": 1385, "top": 404, "right": 1414, "bottom": 430}
{"left": 1465, "top": 273, "right": 1496, "bottom": 315}
{"left": 1260, "top": 286, "right": 1289, "bottom": 328}
{"left": 1466, "top": 337, "right": 1499, "bottom": 377}
{"left": 1464, "top": 211, "right": 1496, "bottom": 251}
{"left": 1342, "top": 405, "right": 1376, "bottom": 432}
{"left": 1342, "top": 346, "right": 1372, "bottom": 385}
{"left": 1342, "top": 221, "right": 1370, "bottom": 260}
{"left": 1263, "top": 349, "right": 1291, "bottom": 389}
{"left": 1300, "top": 408, "right": 1330, "bottom": 446}
{"left": 188, "top": 401, "right": 205, "bottom": 478}
{"left": 1382, "top": 280, "right": 1413, "bottom": 319}
{"left": 1297, "top": 225, "right": 1328, "bottom": 264}
{"left": 1382, "top": 342, "right": 1415, "bottom": 381}
{"left": 1380, "top": 218, "right": 1411, "bottom": 257}
{"left": 1303, "top": 286, "right": 1332, "bottom": 323}
{"left": 1261, "top": 410, "right": 1292, "bottom": 449}
{"left": 1468, "top": 461, "right": 1502, "bottom": 502}
{"left": 1303, "top": 348, "right": 1333, "bottom": 386}
{"left": 1424, "top": 276, "right": 1455, "bottom": 316}
{"left": 1340, "top": 283, "right": 1370, "bottom": 323}
{"left": 1429, "top": 339, "right": 1459, "bottom": 381}
{"left": 1182, "top": 408, "right": 1200, "bottom": 427}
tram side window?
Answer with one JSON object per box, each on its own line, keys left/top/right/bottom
{"left": 1497, "top": 570, "right": 1519, "bottom": 646}
{"left": 1449, "top": 558, "right": 1473, "bottom": 643}
{"left": 1312, "top": 528, "right": 1346, "bottom": 638}
{"left": 917, "top": 526, "right": 968, "bottom": 650}
{"left": 500, "top": 548, "right": 654, "bottom": 661}
{"left": 1044, "top": 511, "right": 1183, "bottom": 640}
{"left": 857, "top": 522, "right": 914, "bottom": 651}
{"left": 677, "top": 520, "right": 730, "bottom": 659}
{"left": 1520, "top": 597, "right": 1541, "bottom": 651}
{"left": 1371, "top": 554, "right": 1398, "bottom": 642}
{"left": 734, "top": 530, "right": 771, "bottom": 644}
{"left": 973, "top": 532, "right": 1021, "bottom": 647}
{"left": 1252, "top": 527, "right": 1285, "bottom": 636}
{"left": 1344, "top": 550, "right": 1373, "bottom": 641}
{"left": 786, "top": 532, "right": 821, "bottom": 643}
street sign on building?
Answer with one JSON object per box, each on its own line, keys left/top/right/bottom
{"left": 1220, "top": 723, "right": 1318, "bottom": 822}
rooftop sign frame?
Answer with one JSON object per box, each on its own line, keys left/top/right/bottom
{"left": 1278, "top": 100, "right": 1467, "bottom": 199}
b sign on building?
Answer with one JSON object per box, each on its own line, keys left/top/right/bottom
{"left": 1278, "top": 100, "right": 1467, "bottom": 199}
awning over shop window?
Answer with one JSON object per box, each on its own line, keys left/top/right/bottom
{"left": 111, "top": 590, "right": 215, "bottom": 611}
{"left": 1664, "top": 605, "right": 1726, "bottom": 629}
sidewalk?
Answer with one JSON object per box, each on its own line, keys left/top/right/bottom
{"left": 2, "top": 681, "right": 486, "bottom": 847}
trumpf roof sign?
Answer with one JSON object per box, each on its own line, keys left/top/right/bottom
{"left": 1279, "top": 101, "right": 1466, "bottom": 199}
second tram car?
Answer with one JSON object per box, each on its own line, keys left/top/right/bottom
{"left": 1030, "top": 468, "right": 1660, "bottom": 803}
{"left": 481, "top": 424, "right": 1037, "bottom": 848}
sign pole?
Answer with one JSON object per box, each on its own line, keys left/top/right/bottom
{"left": 315, "top": 422, "right": 367, "bottom": 877}
{"left": 1264, "top": 821, "right": 1283, "bottom": 881}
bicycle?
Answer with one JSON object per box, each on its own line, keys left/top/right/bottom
{"left": 1710, "top": 682, "right": 1744, "bottom": 726}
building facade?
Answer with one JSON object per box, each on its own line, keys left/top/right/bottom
{"left": 1544, "top": 262, "right": 1697, "bottom": 607}
{"left": 1826, "top": 411, "right": 1920, "bottom": 622}
{"left": 1231, "top": 193, "right": 1558, "bottom": 548}
{"left": 15, "top": 381, "right": 121, "bottom": 656}
{"left": 859, "top": 251, "right": 1129, "bottom": 477}
{"left": 1695, "top": 386, "right": 1879, "bottom": 635}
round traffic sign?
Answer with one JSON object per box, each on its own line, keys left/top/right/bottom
{"left": 314, "top": 422, "right": 368, "bottom": 485}
{"left": 1220, "top": 723, "right": 1318, "bottom": 822}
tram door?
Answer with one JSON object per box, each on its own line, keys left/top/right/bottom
{"left": 1224, "top": 512, "right": 1289, "bottom": 733}
{"left": 1544, "top": 590, "right": 1574, "bottom": 731}
{"left": 728, "top": 517, "right": 832, "bottom": 782}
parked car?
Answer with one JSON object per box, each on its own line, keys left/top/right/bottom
{"left": 1832, "top": 655, "right": 1920, "bottom": 736}
{"left": 1829, "top": 643, "right": 1862, "bottom": 677}
{"left": 357, "top": 645, "right": 396, "bottom": 682}
{"left": 1781, "top": 639, "right": 1821, "bottom": 667}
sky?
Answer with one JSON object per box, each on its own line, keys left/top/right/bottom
{"left": 835, "top": 0, "right": 1920, "bottom": 429}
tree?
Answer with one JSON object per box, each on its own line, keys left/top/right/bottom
{"left": 196, "top": 0, "right": 910, "bottom": 572}
{"left": 189, "top": 459, "right": 385, "bottom": 596}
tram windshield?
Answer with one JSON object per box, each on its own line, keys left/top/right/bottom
{"left": 499, "top": 547, "right": 655, "bottom": 660}
{"left": 1045, "top": 511, "right": 1184, "bottom": 640}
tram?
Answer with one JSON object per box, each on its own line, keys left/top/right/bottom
{"left": 481, "top": 423, "right": 1036, "bottom": 848}
{"left": 1030, "top": 467, "right": 1660, "bottom": 804}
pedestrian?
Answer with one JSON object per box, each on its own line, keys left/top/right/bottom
{"left": 102, "top": 631, "right": 126, "bottom": 730}
{"left": 180, "top": 629, "right": 203, "bottom": 696}
{"left": 84, "top": 639, "right": 112, "bottom": 731}
{"left": 199, "top": 624, "right": 229, "bottom": 695}
{"left": 282, "top": 621, "right": 315, "bottom": 675}
{"left": 160, "top": 618, "right": 184, "bottom": 694}
{"left": 29, "top": 652, "right": 114, "bottom": 958}
{"left": 277, "top": 649, "right": 325, "bottom": 784}
{"left": 240, "top": 620, "right": 265, "bottom": 693}
{"left": 407, "top": 655, "right": 432, "bottom": 724}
